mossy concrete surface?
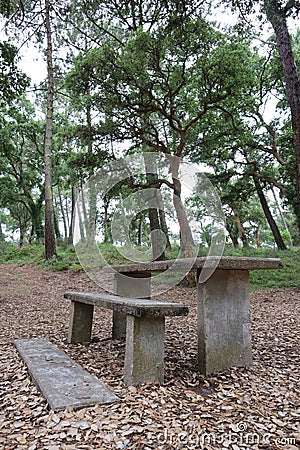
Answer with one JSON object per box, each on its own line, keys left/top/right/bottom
{"left": 14, "top": 338, "right": 120, "bottom": 411}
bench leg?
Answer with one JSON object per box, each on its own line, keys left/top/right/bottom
{"left": 68, "top": 301, "right": 94, "bottom": 343}
{"left": 197, "top": 269, "right": 252, "bottom": 374}
{"left": 124, "top": 315, "right": 165, "bottom": 386}
{"left": 112, "top": 311, "right": 127, "bottom": 340}
{"left": 113, "top": 272, "right": 151, "bottom": 339}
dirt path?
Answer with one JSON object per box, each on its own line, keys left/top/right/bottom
{"left": 0, "top": 264, "right": 299, "bottom": 449}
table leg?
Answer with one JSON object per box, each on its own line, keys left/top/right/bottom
{"left": 197, "top": 269, "right": 252, "bottom": 374}
{"left": 113, "top": 272, "right": 151, "bottom": 339}
{"left": 68, "top": 301, "right": 94, "bottom": 343}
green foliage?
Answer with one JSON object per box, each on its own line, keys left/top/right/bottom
{"left": 65, "top": 17, "right": 258, "bottom": 158}
{"left": 0, "top": 0, "right": 20, "bottom": 17}
{"left": 0, "top": 41, "right": 29, "bottom": 106}
{"left": 0, "top": 98, "right": 45, "bottom": 243}
{"left": 0, "top": 243, "right": 44, "bottom": 265}
{"left": 43, "top": 246, "right": 82, "bottom": 271}
{"left": 97, "top": 243, "right": 132, "bottom": 266}
{"left": 0, "top": 243, "right": 81, "bottom": 271}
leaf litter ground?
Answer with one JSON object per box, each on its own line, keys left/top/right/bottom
{"left": 0, "top": 264, "right": 299, "bottom": 450}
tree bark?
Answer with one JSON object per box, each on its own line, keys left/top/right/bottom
{"left": 169, "top": 157, "right": 195, "bottom": 258}
{"left": 53, "top": 200, "right": 61, "bottom": 239}
{"left": 148, "top": 206, "right": 165, "bottom": 260}
{"left": 233, "top": 207, "right": 248, "bottom": 247}
{"left": 18, "top": 222, "right": 25, "bottom": 248}
{"left": 264, "top": 0, "right": 300, "bottom": 233}
{"left": 58, "top": 183, "right": 68, "bottom": 239}
{"left": 158, "top": 206, "right": 172, "bottom": 253}
{"left": 143, "top": 155, "right": 166, "bottom": 261}
{"left": 0, "top": 218, "right": 3, "bottom": 241}
{"left": 44, "top": 0, "right": 56, "bottom": 260}
{"left": 253, "top": 176, "right": 287, "bottom": 250}
{"left": 137, "top": 214, "right": 142, "bottom": 246}
{"left": 256, "top": 224, "right": 261, "bottom": 248}
{"left": 68, "top": 186, "right": 75, "bottom": 243}
{"left": 226, "top": 220, "right": 239, "bottom": 248}
{"left": 271, "top": 186, "right": 293, "bottom": 246}
{"left": 169, "top": 158, "right": 196, "bottom": 286}
{"left": 103, "top": 194, "right": 111, "bottom": 243}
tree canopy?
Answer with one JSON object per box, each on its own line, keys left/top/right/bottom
{"left": 0, "top": 41, "right": 29, "bottom": 106}
{"left": 0, "top": 0, "right": 299, "bottom": 255}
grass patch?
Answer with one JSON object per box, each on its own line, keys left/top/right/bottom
{"left": 0, "top": 243, "right": 44, "bottom": 265}
{"left": 0, "top": 243, "right": 81, "bottom": 271}
{"left": 223, "top": 246, "right": 300, "bottom": 290}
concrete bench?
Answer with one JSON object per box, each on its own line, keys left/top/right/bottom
{"left": 64, "top": 291, "right": 188, "bottom": 386}
{"left": 14, "top": 338, "right": 120, "bottom": 411}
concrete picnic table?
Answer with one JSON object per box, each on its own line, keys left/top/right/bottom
{"left": 110, "top": 256, "right": 283, "bottom": 375}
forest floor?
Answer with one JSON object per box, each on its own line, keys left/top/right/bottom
{"left": 0, "top": 264, "right": 299, "bottom": 450}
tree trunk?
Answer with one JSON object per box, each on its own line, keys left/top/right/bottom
{"left": 53, "top": 200, "right": 61, "bottom": 240}
{"left": 169, "top": 157, "right": 195, "bottom": 258}
{"left": 44, "top": 0, "right": 56, "bottom": 260}
{"left": 79, "top": 180, "right": 89, "bottom": 240}
{"left": 226, "top": 220, "right": 239, "bottom": 247}
{"left": 30, "top": 202, "right": 44, "bottom": 243}
{"left": 169, "top": 158, "right": 196, "bottom": 286}
{"left": 173, "top": 182, "right": 195, "bottom": 257}
{"left": 65, "top": 196, "right": 70, "bottom": 230}
{"left": 87, "top": 185, "right": 97, "bottom": 240}
{"left": 148, "top": 206, "right": 165, "bottom": 260}
{"left": 158, "top": 206, "right": 172, "bottom": 253}
{"left": 58, "top": 183, "right": 68, "bottom": 239}
{"left": 264, "top": 0, "right": 300, "bottom": 233}
{"left": 256, "top": 224, "right": 261, "bottom": 248}
{"left": 0, "top": 217, "right": 4, "bottom": 241}
{"left": 68, "top": 186, "right": 75, "bottom": 243}
{"left": 271, "top": 187, "right": 293, "bottom": 246}
{"left": 18, "top": 220, "right": 25, "bottom": 248}
{"left": 29, "top": 224, "right": 34, "bottom": 244}
{"left": 143, "top": 155, "right": 166, "bottom": 261}
{"left": 253, "top": 176, "right": 287, "bottom": 250}
{"left": 103, "top": 195, "right": 111, "bottom": 243}
{"left": 232, "top": 207, "right": 248, "bottom": 247}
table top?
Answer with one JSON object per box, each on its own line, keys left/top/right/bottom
{"left": 110, "top": 256, "right": 283, "bottom": 274}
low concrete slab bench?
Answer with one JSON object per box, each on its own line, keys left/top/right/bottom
{"left": 14, "top": 338, "right": 120, "bottom": 411}
{"left": 64, "top": 291, "right": 188, "bottom": 386}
